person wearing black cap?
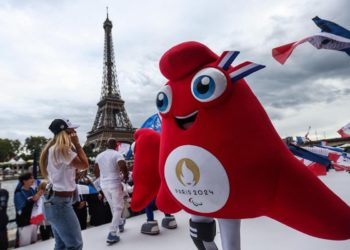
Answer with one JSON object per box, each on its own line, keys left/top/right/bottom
{"left": 39, "top": 118, "right": 89, "bottom": 250}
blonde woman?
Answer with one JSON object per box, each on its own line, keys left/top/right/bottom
{"left": 39, "top": 118, "right": 89, "bottom": 250}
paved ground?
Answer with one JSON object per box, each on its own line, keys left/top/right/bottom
{"left": 16, "top": 171, "right": 350, "bottom": 250}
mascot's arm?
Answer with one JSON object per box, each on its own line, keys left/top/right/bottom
{"left": 268, "top": 155, "right": 350, "bottom": 240}
{"left": 131, "top": 128, "right": 161, "bottom": 212}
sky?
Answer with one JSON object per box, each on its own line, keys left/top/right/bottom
{"left": 0, "top": 0, "right": 349, "bottom": 144}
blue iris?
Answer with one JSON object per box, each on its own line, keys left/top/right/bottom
{"left": 156, "top": 92, "right": 169, "bottom": 112}
{"left": 192, "top": 75, "right": 215, "bottom": 100}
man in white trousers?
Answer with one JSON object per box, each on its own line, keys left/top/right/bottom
{"left": 94, "top": 138, "right": 128, "bottom": 244}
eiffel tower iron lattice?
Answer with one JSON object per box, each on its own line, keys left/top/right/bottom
{"left": 85, "top": 13, "right": 134, "bottom": 152}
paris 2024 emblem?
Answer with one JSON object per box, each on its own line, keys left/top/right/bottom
{"left": 165, "top": 145, "right": 230, "bottom": 213}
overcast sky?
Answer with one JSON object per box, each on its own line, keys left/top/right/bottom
{"left": 0, "top": 0, "right": 349, "bottom": 144}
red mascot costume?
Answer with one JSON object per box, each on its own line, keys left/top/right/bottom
{"left": 131, "top": 41, "right": 350, "bottom": 250}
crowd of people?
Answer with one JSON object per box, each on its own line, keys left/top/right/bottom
{"left": 0, "top": 118, "right": 176, "bottom": 250}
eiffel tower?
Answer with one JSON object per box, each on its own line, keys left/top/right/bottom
{"left": 85, "top": 12, "right": 134, "bottom": 152}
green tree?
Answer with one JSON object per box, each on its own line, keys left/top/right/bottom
{"left": 10, "top": 139, "right": 21, "bottom": 155}
{"left": 0, "top": 138, "right": 21, "bottom": 162}
{"left": 83, "top": 144, "right": 97, "bottom": 161}
{"left": 22, "top": 136, "right": 50, "bottom": 156}
{"left": 18, "top": 152, "right": 32, "bottom": 161}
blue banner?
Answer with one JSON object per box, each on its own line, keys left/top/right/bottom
{"left": 288, "top": 144, "right": 331, "bottom": 167}
{"left": 140, "top": 113, "right": 162, "bottom": 132}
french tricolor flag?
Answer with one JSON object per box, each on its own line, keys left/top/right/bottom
{"left": 30, "top": 197, "right": 45, "bottom": 225}
{"left": 229, "top": 61, "right": 265, "bottom": 82}
{"left": 216, "top": 50, "right": 265, "bottom": 82}
{"left": 295, "top": 156, "right": 327, "bottom": 176}
{"left": 337, "top": 122, "right": 350, "bottom": 138}
{"left": 272, "top": 16, "right": 350, "bottom": 64}
{"left": 217, "top": 51, "right": 240, "bottom": 70}
{"left": 329, "top": 152, "right": 350, "bottom": 171}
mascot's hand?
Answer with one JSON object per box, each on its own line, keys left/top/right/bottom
{"left": 131, "top": 128, "right": 161, "bottom": 211}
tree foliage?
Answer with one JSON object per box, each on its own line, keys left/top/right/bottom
{"left": 0, "top": 136, "right": 50, "bottom": 163}
{"left": 83, "top": 144, "right": 97, "bottom": 161}
{"left": 11, "top": 140, "right": 21, "bottom": 154}
{"left": 22, "top": 136, "right": 50, "bottom": 156}
{"left": 0, "top": 138, "right": 21, "bottom": 162}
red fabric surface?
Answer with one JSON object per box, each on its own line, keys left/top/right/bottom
{"left": 308, "top": 163, "right": 327, "bottom": 176}
{"left": 131, "top": 41, "right": 350, "bottom": 240}
{"left": 130, "top": 129, "right": 161, "bottom": 211}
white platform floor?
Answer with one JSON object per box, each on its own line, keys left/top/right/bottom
{"left": 19, "top": 170, "right": 350, "bottom": 250}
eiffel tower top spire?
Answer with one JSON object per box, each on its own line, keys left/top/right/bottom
{"left": 101, "top": 10, "right": 120, "bottom": 100}
{"left": 85, "top": 12, "right": 134, "bottom": 152}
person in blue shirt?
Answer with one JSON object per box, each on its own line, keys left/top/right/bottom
{"left": 14, "top": 172, "right": 43, "bottom": 247}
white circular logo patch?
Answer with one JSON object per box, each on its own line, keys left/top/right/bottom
{"left": 164, "top": 145, "right": 230, "bottom": 213}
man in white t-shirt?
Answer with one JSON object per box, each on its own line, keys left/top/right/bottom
{"left": 94, "top": 138, "right": 128, "bottom": 244}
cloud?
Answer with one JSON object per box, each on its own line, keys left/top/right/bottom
{"left": 0, "top": 0, "right": 349, "bottom": 144}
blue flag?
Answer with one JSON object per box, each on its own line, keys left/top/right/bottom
{"left": 125, "top": 146, "right": 133, "bottom": 160}
{"left": 313, "top": 16, "right": 350, "bottom": 39}
{"left": 140, "top": 113, "right": 162, "bottom": 132}
{"left": 313, "top": 16, "right": 350, "bottom": 55}
{"left": 288, "top": 144, "right": 331, "bottom": 167}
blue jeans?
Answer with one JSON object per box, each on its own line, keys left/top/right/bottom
{"left": 145, "top": 199, "right": 171, "bottom": 221}
{"left": 145, "top": 200, "right": 156, "bottom": 221}
{"left": 43, "top": 195, "right": 83, "bottom": 250}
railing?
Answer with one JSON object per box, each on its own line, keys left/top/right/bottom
{"left": 0, "top": 174, "right": 19, "bottom": 181}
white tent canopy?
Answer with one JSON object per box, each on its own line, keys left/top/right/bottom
{"left": 7, "top": 158, "right": 17, "bottom": 165}
{"left": 17, "top": 158, "right": 27, "bottom": 165}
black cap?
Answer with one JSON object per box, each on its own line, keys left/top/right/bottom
{"left": 49, "top": 118, "right": 79, "bottom": 135}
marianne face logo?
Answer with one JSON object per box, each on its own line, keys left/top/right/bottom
{"left": 165, "top": 145, "right": 230, "bottom": 213}
{"left": 176, "top": 158, "right": 200, "bottom": 187}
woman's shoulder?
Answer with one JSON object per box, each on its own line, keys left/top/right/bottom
{"left": 49, "top": 145, "right": 75, "bottom": 156}
{"left": 48, "top": 145, "right": 56, "bottom": 154}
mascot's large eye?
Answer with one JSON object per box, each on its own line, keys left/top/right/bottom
{"left": 191, "top": 68, "right": 227, "bottom": 102}
{"left": 156, "top": 85, "right": 172, "bottom": 114}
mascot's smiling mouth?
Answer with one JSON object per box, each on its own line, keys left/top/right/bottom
{"left": 175, "top": 111, "right": 198, "bottom": 130}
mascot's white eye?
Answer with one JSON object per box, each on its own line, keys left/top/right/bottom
{"left": 191, "top": 68, "right": 227, "bottom": 102}
{"left": 156, "top": 85, "right": 172, "bottom": 114}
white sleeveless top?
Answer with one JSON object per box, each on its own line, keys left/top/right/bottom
{"left": 47, "top": 146, "right": 77, "bottom": 192}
